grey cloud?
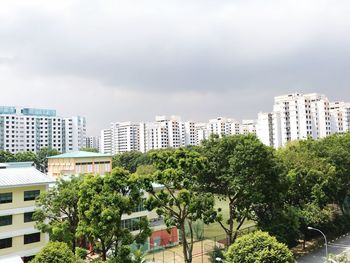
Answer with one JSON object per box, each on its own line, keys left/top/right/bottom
{"left": 0, "top": 0, "right": 350, "bottom": 134}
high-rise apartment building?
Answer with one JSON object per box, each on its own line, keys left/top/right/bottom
{"left": 85, "top": 136, "right": 100, "bottom": 151}
{"left": 0, "top": 107, "right": 86, "bottom": 154}
{"left": 110, "top": 122, "right": 140, "bottom": 154}
{"left": 206, "top": 117, "right": 241, "bottom": 138}
{"left": 257, "top": 93, "right": 333, "bottom": 148}
{"left": 330, "top": 101, "right": 350, "bottom": 134}
{"left": 99, "top": 129, "right": 112, "bottom": 154}
{"left": 102, "top": 115, "right": 258, "bottom": 154}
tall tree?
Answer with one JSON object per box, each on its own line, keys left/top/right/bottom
{"left": 34, "top": 176, "right": 82, "bottom": 252}
{"left": 36, "top": 147, "right": 60, "bottom": 172}
{"left": 112, "top": 151, "right": 151, "bottom": 173}
{"left": 200, "top": 134, "right": 280, "bottom": 245}
{"left": 144, "top": 148, "right": 216, "bottom": 263}
{"left": 316, "top": 133, "right": 350, "bottom": 214}
{"left": 78, "top": 168, "right": 151, "bottom": 261}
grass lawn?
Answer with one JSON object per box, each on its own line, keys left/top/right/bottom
{"left": 202, "top": 196, "right": 255, "bottom": 239}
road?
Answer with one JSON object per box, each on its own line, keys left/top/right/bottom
{"left": 298, "top": 233, "right": 350, "bottom": 263}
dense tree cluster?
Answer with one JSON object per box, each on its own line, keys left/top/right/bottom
{"left": 32, "top": 133, "right": 350, "bottom": 262}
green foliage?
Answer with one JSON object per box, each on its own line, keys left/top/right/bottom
{"left": 225, "top": 231, "right": 295, "bottom": 263}
{"left": 143, "top": 148, "right": 216, "bottom": 263}
{"left": 0, "top": 150, "right": 15, "bottom": 162}
{"left": 30, "top": 242, "right": 82, "bottom": 263}
{"left": 80, "top": 147, "right": 99, "bottom": 152}
{"left": 75, "top": 247, "right": 88, "bottom": 260}
{"left": 35, "top": 147, "right": 60, "bottom": 172}
{"left": 112, "top": 151, "right": 151, "bottom": 173}
{"left": 34, "top": 176, "right": 82, "bottom": 252}
{"left": 14, "top": 151, "right": 37, "bottom": 162}
{"left": 201, "top": 134, "right": 281, "bottom": 245}
{"left": 77, "top": 168, "right": 151, "bottom": 261}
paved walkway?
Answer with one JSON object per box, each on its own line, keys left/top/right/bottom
{"left": 298, "top": 233, "right": 350, "bottom": 263}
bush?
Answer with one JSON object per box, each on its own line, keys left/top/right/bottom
{"left": 75, "top": 247, "right": 88, "bottom": 259}
{"left": 30, "top": 242, "right": 81, "bottom": 263}
{"left": 225, "top": 231, "right": 295, "bottom": 263}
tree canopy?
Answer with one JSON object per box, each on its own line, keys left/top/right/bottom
{"left": 31, "top": 242, "right": 82, "bottom": 263}
{"left": 225, "top": 231, "right": 295, "bottom": 263}
{"left": 144, "top": 148, "right": 216, "bottom": 263}
{"left": 200, "top": 134, "right": 281, "bottom": 245}
{"left": 77, "top": 167, "right": 151, "bottom": 261}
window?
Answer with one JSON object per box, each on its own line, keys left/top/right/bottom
{"left": 24, "top": 190, "right": 40, "bottom": 201}
{"left": 24, "top": 233, "right": 40, "bottom": 244}
{"left": 0, "top": 215, "right": 12, "bottom": 226}
{"left": 24, "top": 212, "right": 34, "bottom": 223}
{"left": 0, "top": 193, "right": 12, "bottom": 204}
{"left": 0, "top": 238, "right": 12, "bottom": 249}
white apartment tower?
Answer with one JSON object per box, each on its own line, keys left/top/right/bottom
{"left": 85, "top": 136, "right": 100, "bottom": 151}
{"left": 0, "top": 107, "right": 86, "bottom": 154}
{"left": 256, "top": 112, "right": 274, "bottom": 147}
{"left": 100, "top": 129, "right": 112, "bottom": 154}
{"left": 330, "top": 102, "right": 350, "bottom": 133}
{"left": 110, "top": 122, "right": 140, "bottom": 154}
{"left": 257, "top": 93, "right": 332, "bottom": 148}
{"left": 207, "top": 117, "right": 241, "bottom": 137}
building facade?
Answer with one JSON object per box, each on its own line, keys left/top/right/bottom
{"left": 0, "top": 162, "right": 55, "bottom": 262}
{"left": 257, "top": 93, "right": 338, "bottom": 148}
{"left": 101, "top": 115, "right": 259, "bottom": 154}
{"left": 85, "top": 136, "right": 100, "bottom": 151}
{"left": 0, "top": 107, "right": 86, "bottom": 154}
{"left": 47, "top": 151, "right": 112, "bottom": 177}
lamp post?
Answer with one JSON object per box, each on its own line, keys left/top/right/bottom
{"left": 307, "top": 226, "right": 328, "bottom": 262}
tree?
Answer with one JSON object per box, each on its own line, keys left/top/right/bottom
{"left": 36, "top": 147, "right": 60, "bottom": 172}
{"left": 77, "top": 168, "right": 151, "bottom": 261}
{"left": 144, "top": 148, "right": 216, "bottom": 263}
{"left": 14, "top": 151, "right": 37, "bottom": 162}
{"left": 80, "top": 147, "right": 99, "bottom": 153}
{"left": 112, "top": 151, "right": 151, "bottom": 173}
{"left": 34, "top": 176, "right": 82, "bottom": 252}
{"left": 0, "top": 150, "right": 14, "bottom": 162}
{"left": 316, "top": 133, "right": 350, "bottom": 214}
{"left": 225, "top": 231, "right": 295, "bottom": 263}
{"left": 272, "top": 139, "right": 337, "bottom": 247}
{"left": 200, "top": 134, "right": 281, "bottom": 245}
{"left": 30, "top": 242, "right": 82, "bottom": 263}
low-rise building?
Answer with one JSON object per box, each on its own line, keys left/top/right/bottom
{"left": 0, "top": 162, "right": 55, "bottom": 262}
{"left": 47, "top": 151, "right": 113, "bottom": 177}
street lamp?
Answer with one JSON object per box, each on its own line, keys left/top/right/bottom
{"left": 307, "top": 226, "right": 328, "bottom": 262}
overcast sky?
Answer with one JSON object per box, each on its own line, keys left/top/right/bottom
{"left": 1, "top": 0, "right": 350, "bottom": 135}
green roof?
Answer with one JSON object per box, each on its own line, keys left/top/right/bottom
{"left": 47, "top": 151, "right": 112, "bottom": 159}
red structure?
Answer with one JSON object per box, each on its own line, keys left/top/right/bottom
{"left": 149, "top": 227, "right": 178, "bottom": 249}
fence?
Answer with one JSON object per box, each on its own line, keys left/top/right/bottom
{"left": 144, "top": 225, "right": 257, "bottom": 263}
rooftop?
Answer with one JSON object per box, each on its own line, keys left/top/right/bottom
{"left": 48, "top": 151, "right": 112, "bottom": 159}
{"left": 0, "top": 166, "right": 55, "bottom": 188}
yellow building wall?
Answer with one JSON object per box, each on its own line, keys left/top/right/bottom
{"left": 0, "top": 185, "right": 46, "bottom": 210}
{"left": 0, "top": 233, "right": 46, "bottom": 257}
{"left": 0, "top": 185, "right": 48, "bottom": 258}
{"left": 48, "top": 156, "right": 112, "bottom": 177}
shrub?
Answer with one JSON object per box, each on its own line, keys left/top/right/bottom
{"left": 225, "top": 231, "right": 295, "bottom": 263}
